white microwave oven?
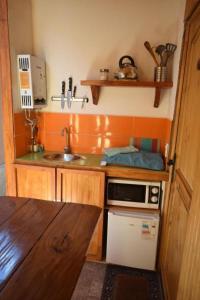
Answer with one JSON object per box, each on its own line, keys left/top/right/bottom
{"left": 107, "top": 178, "right": 162, "bottom": 209}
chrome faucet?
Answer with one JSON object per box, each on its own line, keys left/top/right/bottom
{"left": 61, "top": 127, "right": 71, "bottom": 154}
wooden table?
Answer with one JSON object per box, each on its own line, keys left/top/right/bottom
{"left": 0, "top": 196, "right": 101, "bottom": 300}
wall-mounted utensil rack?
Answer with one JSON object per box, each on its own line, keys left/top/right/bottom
{"left": 51, "top": 96, "right": 89, "bottom": 105}
{"left": 80, "top": 80, "right": 173, "bottom": 107}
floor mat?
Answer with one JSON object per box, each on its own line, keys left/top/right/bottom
{"left": 101, "top": 264, "right": 163, "bottom": 300}
{"left": 112, "top": 274, "right": 149, "bottom": 300}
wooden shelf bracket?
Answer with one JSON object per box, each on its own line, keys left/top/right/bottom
{"left": 91, "top": 86, "right": 100, "bottom": 105}
{"left": 154, "top": 87, "right": 161, "bottom": 108}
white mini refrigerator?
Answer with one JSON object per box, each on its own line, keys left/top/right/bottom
{"left": 106, "top": 210, "right": 160, "bottom": 271}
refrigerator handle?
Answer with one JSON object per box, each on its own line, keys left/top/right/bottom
{"left": 110, "top": 211, "right": 158, "bottom": 220}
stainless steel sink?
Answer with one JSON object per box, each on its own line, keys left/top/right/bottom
{"left": 43, "top": 153, "right": 85, "bottom": 162}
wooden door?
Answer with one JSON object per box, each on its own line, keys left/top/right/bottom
{"left": 15, "top": 164, "right": 56, "bottom": 201}
{"left": 161, "top": 5, "right": 200, "bottom": 299}
{"left": 57, "top": 168, "right": 105, "bottom": 260}
{"left": 185, "top": 0, "right": 200, "bottom": 19}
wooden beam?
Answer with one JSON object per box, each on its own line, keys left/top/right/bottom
{"left": 0, "top": 0, "right": 16, "bottom": 196}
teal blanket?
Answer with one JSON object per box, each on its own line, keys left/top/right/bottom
{"left": 103, "top": 151, "right": 164, "bottom": 170}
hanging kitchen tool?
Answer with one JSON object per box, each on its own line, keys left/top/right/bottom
{"left": 61, "top": 81, "right": 65, "bottom": 110}
{"left": 114, "top": 55, "right": 138, "bottom": 80}
{"left": 67, "top": 77, "right": 72, "bottom": 108}
{"left": 144, "top": 41, "right": 159, "bottom": 66}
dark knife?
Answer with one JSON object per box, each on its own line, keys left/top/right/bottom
{"left": 61, "top": 81, "right": 65, "bottom": 110}
{"left": 73, "top": 85, "right": 76, "bottom": 98}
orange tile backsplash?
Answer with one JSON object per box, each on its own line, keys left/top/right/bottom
{"left": 14, "top": 112, "right": 172, "bottom": 157}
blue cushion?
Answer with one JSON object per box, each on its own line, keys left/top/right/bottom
{"left": 103, "top": 151, "right": 164, "bottom": 171}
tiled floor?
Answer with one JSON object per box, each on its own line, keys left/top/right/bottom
{"left": 72, "top": 261, "right": 106, "bottom": 300}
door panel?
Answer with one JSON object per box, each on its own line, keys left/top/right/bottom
{"left": 176, "top": 24, "right": 200, "bottom": 189}
{"left": 161, "top": 6, "right": 200, "bottom": 300}
{"left": 165, "top": 177, "right": 189, "bottom": 299}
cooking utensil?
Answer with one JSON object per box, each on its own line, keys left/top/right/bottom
{"left": 67, "top": 77, "right": 72, "bottom": 108}
{"left": 161, "top": 43, "right": 177, "bottom": 66}
{"left": 155, "top": 44, "right": 165, "bottom": 55}
{"left": 155, "top": 44, "right": 166, "bottom": 66}
{"left": 166, "top": 43, "right": 177, "bottom": 53}
{"left": 144, "top": 41, "right": 159, "bottom": 66}
{"left": 61, "top": 81, "right": 65, "bottom": 110}
{"left": 162, "top": 51, "right": 170, "bottom": 66}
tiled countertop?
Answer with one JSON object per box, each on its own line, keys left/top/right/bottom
{"left": 15, "top": 152, "right": 169, "bottom": 181}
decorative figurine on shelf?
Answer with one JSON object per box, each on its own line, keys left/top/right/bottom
{"left": 114, "top": 55, "right": 138, "bottom": 80}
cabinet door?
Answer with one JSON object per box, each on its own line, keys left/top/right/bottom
{"left": 57, "top": 168, "right": 105, "bottom": 260}
{"left": 15, "top": 164, "right": 56, "bottom": 201}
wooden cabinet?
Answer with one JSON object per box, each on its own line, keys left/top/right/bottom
{"left": 14, "top": 164, "right": 56, "bottom": 201}
{"left": 14, "top": 164, "right": 105, "bottom": 260}
{"left": 57, "top": 168, "right": 105, "bottom": 260}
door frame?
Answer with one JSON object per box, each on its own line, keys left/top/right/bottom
{"left": 0, "top": 0, "right": 16, "bottom": 196}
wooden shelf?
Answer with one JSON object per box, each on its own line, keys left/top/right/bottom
{"left": 80, "top": 80, "right": 173, "bottom": 107}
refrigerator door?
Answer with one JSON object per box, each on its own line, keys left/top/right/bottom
{"left": 106, "top": 210, "right": 159, "bottom": 270}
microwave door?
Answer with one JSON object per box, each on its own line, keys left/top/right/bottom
{"left": 107, "top": 182, "right": 146, "bottom": 207}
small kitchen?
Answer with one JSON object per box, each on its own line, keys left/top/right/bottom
{"left": 2, "top": 0, "right": 200, "bottom": 299}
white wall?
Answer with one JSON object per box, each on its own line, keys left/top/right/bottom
{"left": 8, "top": 0, "right": 33, "bottom": 112}
{"left": 31, "top": 0, "right": 185, "bottom": 118}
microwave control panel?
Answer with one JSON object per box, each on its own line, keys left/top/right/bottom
{"left": 148, "top": 186, "right": 161, "bottom": 204}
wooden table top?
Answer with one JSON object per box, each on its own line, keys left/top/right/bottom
{"left": 0, "top": 196, "right": 101, "bottom": 300}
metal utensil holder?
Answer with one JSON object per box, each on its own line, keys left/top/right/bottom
{"left": 154, "top": 66, "right": 167, "bottom": 82}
